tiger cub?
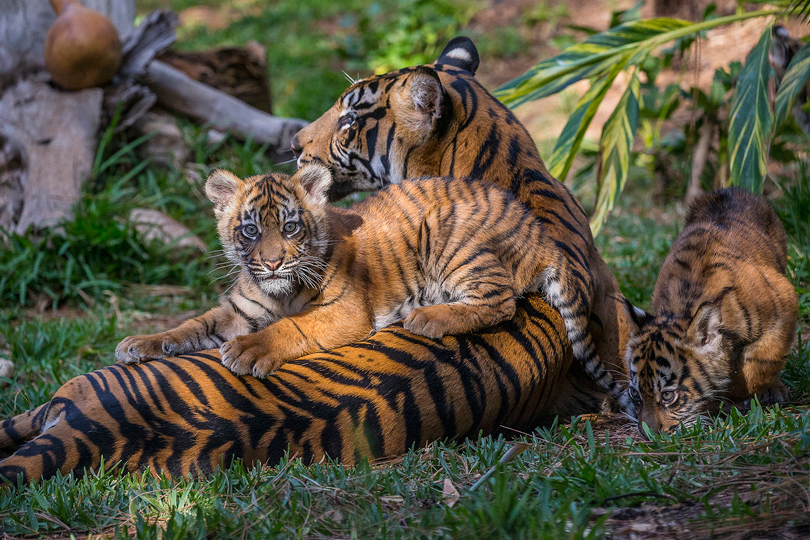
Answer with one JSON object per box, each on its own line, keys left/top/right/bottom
{"left": 624, "top": 188, "right": 798, "bottom": 434}
{"left": 117, "top": 164, "right": 560, "bottom": 378}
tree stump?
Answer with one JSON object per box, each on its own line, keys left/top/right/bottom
{"left": 0, "top": 77, "right": 102, "bottom": 233}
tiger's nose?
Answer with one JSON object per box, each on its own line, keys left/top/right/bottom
{"left": 263, "top": 258, "right": 283, "bottom": 271}
{"left": 290, "top": 133, "right": 303, "bottom": 155}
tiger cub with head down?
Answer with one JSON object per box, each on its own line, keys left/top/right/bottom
{"left": 624, "top": 188, "right": 798, "bottom": 434}
{"left": 117, "top": 164, "right": 559, "bottom": 378}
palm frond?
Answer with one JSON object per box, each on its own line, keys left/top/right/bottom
{"left": 728, "top": 25, "right": 774, "bottom": 193}
{"left": 591, "top": 70, "right": 641, "bottom": 235}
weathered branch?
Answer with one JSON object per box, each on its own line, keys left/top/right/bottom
{"left": 143, "top": 60, "right": 307, "bottom": 157}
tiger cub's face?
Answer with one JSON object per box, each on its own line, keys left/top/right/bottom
{"left": 625, "top": 307, "right": 729, "bottom": 435}
{"left": 291, "top": 66, "right": 447, "bottom": 200}
{"left": 204, "top": 167, "right": 333, "bottom": 296}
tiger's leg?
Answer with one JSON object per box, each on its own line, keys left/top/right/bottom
{"left": 734, "top": 274, "right": 797, "bottom": 402}
{"left": 403, "top": 250, "right": 517, "bottom": 339}
{"left": 115, "top": 304, "right": 250, "bottom": 364}
{"left": 0, "top": 414, "right": 82, "bottom": 487}
{"left": 221, "top": 292, "right": 373, "bottom": 378}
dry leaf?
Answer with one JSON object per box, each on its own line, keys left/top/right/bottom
{"left": 442, "top": 478, "right": 460, "bottom": 508}
{"left": 323, "top": 508, "right": 343, "bottom": 524}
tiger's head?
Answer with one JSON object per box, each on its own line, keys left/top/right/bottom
{"left": 624, "top": 305, "right": 731, "bottom": 435}
{"left": 204, "top": 165, "right": 334, "bottom": 296}
{"left": 290, "top": 36, "right": 480, "bottom": 200}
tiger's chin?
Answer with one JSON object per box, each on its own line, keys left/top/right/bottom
{"left": 257, "top": 277, "right": 297, "bottom": 296}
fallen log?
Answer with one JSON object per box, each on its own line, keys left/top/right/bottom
{"left": 158, "top": 41, "right": 273, "bottom": 113}
{"left": 143, "top": 60, "right": 306, "bottom": 159}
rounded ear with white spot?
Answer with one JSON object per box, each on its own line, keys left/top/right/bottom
{"left": 401, "top": 66, "right": 444, "bottom": 131}
{"left": 296, "top": 164, "right": 332, "bottom": 207}
{"left": 688, "top": 304, "right": 724, "bottom": 352}
{"left": 436, "top": 36, "right": 480, "bottom": 75}
{"left": 205, "top": 169, "right": 241, "bottom": 213}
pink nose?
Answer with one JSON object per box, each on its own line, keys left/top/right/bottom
{"left": 263, "top": 258, "right": 283, "bottom": 271}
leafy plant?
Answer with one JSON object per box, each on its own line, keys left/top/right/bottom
{"left": 336, "top": 0, "right": 481, "bottom": 74}
{"left": 495, "top": 4, "right": 810, "bottom": 234}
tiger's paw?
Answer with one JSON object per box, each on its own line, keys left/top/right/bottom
{"left": 115, "top": 334, "right": 167, "bottom": 364}
{"left": 755, "top": 378, "right": 789, "bottom": 406}
{"left": 404, "top": 305, "right": 457, "bottom": 339}
{"left": 220, "top": 335, "right": 283, "bottom": 379}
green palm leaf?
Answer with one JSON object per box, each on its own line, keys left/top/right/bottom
{"left": 590, "top": 70, "right": 641, "bottom": 235}
{"left": 728, "top": 26, "right": 774, "bottom": 193}
{"left": 548, "top": 59, "right": 629, "bottom": 181}
{"left": 774, "top": 41, "right": 810, "bottom": 130}
{"left": 494, "top": 11, "right": 777, "bottom": 108}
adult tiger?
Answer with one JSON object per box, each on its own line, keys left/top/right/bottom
{"left": 292, "top": 36, "right": 632, "bottom": 407}
{"left": 0, "top": 37, "right": 625, "bottom": 485}
{"left": 1, "top": 298, "right": 572, "bottom": 484}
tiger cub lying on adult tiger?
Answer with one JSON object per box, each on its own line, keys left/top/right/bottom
{"left": 625, "top": 188, "right": 798, "bottom": 434}
{"left": 118, "top": 164, "right": 570, "bottom": 379}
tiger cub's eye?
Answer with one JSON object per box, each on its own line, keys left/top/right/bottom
{"left": 629, "top": 387, "right": 641, "bottom": 402}
{"left": 242, "top": 224, "right": 259, "bottom": 238}
{"left": 661, "top": 390, "right": 676, "bottom": 404}
{"left": 283, "top": 221, "right": 300, "bottom": 234}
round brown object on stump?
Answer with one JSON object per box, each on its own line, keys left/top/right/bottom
{"left": 44, "top": 0, "right": 122, "bottom": 90}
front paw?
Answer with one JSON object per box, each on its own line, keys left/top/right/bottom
{"left": 220, "top": 335, "right": 282, "bottom": 379}
{"left": 403, "top": 305, "right": 455, "bottom": 339}
{"left": 754, "top": 378, "right": 789, "bottom": 406}
{"left": 115, "top": 334, "right": 166, "bottom": 364}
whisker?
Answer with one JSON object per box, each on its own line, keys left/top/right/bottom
{"left": 342, "top": 70, "right": 357, "bottom": 85}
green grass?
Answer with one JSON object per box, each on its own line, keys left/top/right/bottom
{"left": 1, "top": 3, "right": 809, "bottom": 537}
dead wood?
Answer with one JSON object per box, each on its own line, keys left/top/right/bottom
{"left": 143, "top": 60, "right": 307, "bottom": 159}
{"left": 0, "top": 76, "right": 102, "bottom": 233}
{"left": 157, "top": 41, "right": 273, "bottom": 113}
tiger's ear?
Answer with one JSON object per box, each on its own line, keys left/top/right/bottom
{"left": 296, "top": 164, "right": 332, "bottom": 207}
{"left": 626, "top": 298, "right": 653, "bottom": 334}
{"left": 436, "top": 36, "right": 479, "bottom": 75}
{"left": 688, "top": 304, "right": 724, "bottom": 352}
{"left": 400, "top": 66, "right": 444, "bottom": 131}
{"left": 205, "top": 169, "right": 241, "bottom": 212}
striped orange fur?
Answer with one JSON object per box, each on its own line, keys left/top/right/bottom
{"left": 292, "top": 37, "right": 632, "bottom": 407}
{"left": 0, "top": 36, "right": 627, "bottom": 485}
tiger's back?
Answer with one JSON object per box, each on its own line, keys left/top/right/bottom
{"left": 626, "top": 188, "right": 798, "bottom": 433}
